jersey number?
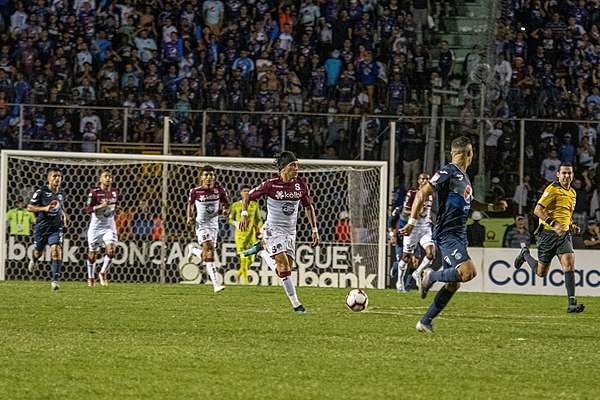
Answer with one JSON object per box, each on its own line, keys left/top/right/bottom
{"left": 295, "top": 183, "right": 301, "bottom": 191}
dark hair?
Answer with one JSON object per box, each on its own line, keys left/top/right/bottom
{"left": 241, "top": 184, "right": 251, "bottom": 190}
{"left": 451, "top": 136, "right": 472, "bottom": 153}
{"left": 559, "top": 162, "right": 573, "bottom": 169}
{"left": 275, "top": 151, "right": 298, "bottom": 170}
{"left": 202, "top": 165, "right": 215, "bottom": 173}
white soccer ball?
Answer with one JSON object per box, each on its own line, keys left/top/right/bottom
{"left": 346, "top": 289, "right": 369, "bottom": 312}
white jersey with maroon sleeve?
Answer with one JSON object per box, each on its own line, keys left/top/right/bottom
{"left": 403, "top": 189, "right": 433, "bottom": 229}
{"left": 188, "top": 184, "right": 230, "bottom": 230}
{"left": 86, "top": 187, "right": 119, "bottom": 251}
{"left": 248, "top": 176, "right": 312, "bottom": 236}
{"left": 86, "top": 187, "right": 118, "bottom": 231}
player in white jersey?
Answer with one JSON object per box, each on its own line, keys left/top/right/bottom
{"left": 85, "top": 170, "right": 119, "bottom": 287}
{"left": 390, "top": 173, "right": 436, "bottom": 291}
{"left": 239, "top": 151, "right": 320, "bottom": 314}
{"left": 186, "top": 165, "right": 231, "bottom": 293}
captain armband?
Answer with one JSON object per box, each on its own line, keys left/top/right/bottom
{"left": 544, "top": 216, "right": 556, "bottom": 227}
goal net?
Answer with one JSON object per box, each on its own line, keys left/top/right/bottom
{"left": 0, "top": 151, "right": 388, "bottom": 288}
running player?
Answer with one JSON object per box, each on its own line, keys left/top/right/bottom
{"left": 389, "top": 172, "right": 435, "bottom": 292}
{"left": 401, "top": 136, "right": 507, "bottom": 333}
{"left": 186, "top": 165, "right": 231, "bottom": 293}
{"left": 85, "top": 170, "right": 119, "bottom": 287}
{"left": 239, "top": 151, "right": 320, "bottom": 314}
{"left": 27, "top": 167, "right": 70, "bottom": 291}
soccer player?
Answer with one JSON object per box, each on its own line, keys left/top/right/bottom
{"left": 239, "top": 151, "right": 320, "bottom": 314}
{"left": 514, "top": 163, "right": 585, "bottom": 313}
{"left": 401, "top": 136, "right": 507, "bottom": 333}
{"left": 229, "top": 185, "right": 263, "bottom": 284}
{"left": 85, "top": 170, "right": 119, "bottom": 287}
{"left": 186, "top": 165, "right": 231, "bottom": 293}
{"left": 27, "top": 167, "right": 70, "bottom": 291}
{"left": 389, "top": 173, "right": 436, "bottom": 292}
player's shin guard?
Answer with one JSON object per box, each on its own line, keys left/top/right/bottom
{"left": 421, "top": 286, "right": 456, "bottom": 325}
{"left": 205, "top": 259, "right": 220, "bottom": 288}
{"left": 87, "top": 256, "right": 95, "bottom": 279}
{"left": 51, "top": 260, "right": 62, "bottom": 282}
{"left": 565, "top": 270, "right": 577, "bottom": 305}
{"left": 414, "top": 255, "right": 433, "bottom": 276}
{"left": 428, "top": 268, "right": 462, "bottom": 283}
{"left": 397, "top": 259, "right": 408, "bottom": 291}
{"left": 277, "top": 270, "right": 301, "bottom": 308}
{"left": 100, "top": 254, "right": 113, "bottom": 274}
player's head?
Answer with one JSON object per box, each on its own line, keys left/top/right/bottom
{"left": 450, "top": 136, "right": 473, "bottom": 166}
{"left": 417, "top": 172, "right": 430, "bottom": 189}
{"left": 557, "top": 162, "right": 574, "bottom": 187}
{"left": 240, "top": 184, "right": 251, "bottom": 197}
{"left": 99, "top": 169, "right": 113, "bottom": 187}
{"left": 47, "top": 167, "right": 62, "bottom": 188}
{"left": 200, "top": 165, "right": 216, "bottom": 187}
{"left": 275, "top": 151, "right": 299, "bottom": 180}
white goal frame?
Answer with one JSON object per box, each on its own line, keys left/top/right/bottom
{"left": 0, "top": 150, "right": 388, "bottom": 288}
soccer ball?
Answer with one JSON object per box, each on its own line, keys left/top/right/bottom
{"left": 346, "top": 289, "right": 368, "bottom": 312}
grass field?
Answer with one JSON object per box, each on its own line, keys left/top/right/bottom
{"left": 0, "top": 282, "right": 598, "bottom": 400}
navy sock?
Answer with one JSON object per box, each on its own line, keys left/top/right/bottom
{"left": 429, "top": 268, "right": 462, "bottom": 283}
{"left": 523, "top": 251, "right": 538, "bottom": 273}
{"left": 51, "top": 260, "right": 62, "bottom": 282}
{"left": 564, "top": 271, "right": 576, "bottom": 305}
{"left": 421, "top": 286, "right": 456, "bottom": 325}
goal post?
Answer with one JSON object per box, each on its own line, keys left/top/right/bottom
{"left": 0, "top": 150, "right": 388, "bottom": 288}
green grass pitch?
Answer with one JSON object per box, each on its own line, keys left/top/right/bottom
{"left": 0, "top": 282, "right": 598, "bottom": 399}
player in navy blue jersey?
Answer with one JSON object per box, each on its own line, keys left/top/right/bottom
{"left": 401, "top": 136, "right": 507, "bottom": 333}
{"left": 27, "top": 167, "right": 70, "bottom": 291}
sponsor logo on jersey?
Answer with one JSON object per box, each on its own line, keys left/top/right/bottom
{"left": 276, "top": 190, "right": 302, "bottom": 200}
{"left": 282, "top": 202, "right": 296, "bottom": 216}
{"left": 198, "top": 193, "right": 220, "bottom": 201}
{"left": 464, "top": 184, "right": 472, "bottom": 203}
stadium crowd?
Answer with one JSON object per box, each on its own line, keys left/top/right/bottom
{"left": 0, "top": 0, "right": 598, "bottom": 223}
{"left": 0, "top": 0, "right": 446, "bottom": 160}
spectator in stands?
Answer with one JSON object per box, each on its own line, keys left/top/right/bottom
{"left": 583, "top": 220, "right": 600, "bottom": 249}
{"left": 502, "top": 214, "right": 531, "bottom": 248}
{"left": 467, "top": 211, "right": 486, "bottom": 247}
{"left": 540, "top": 149, "right": 562, "bottom": 184}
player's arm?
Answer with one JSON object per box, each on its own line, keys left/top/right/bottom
{"left": 400, "top": 184, "right": 434, "bottom": 236}
{"left": 239, "top": 191, "right": 251, "bottom": 232}
{"left": 27, "top": 193, "right": 54, "bottom": 213}
{"left": 534, "top": 186, "right": 566, "bottom": 235}
{"left": 62, "top": 208, "right": 70, "bottom": 227}
{"left": 570, "top": 218, "right": 581, "bottom": 235}
{"left": 220, "top": 187, "right": 231, "bottom": 217}
{"left": 186, "top": 188, "right": 195, "bottom": 225}
{"left": 304, "top": 203, "right": 320, "bottom": 247}
{"left": 387, "top": 207, "right": 400, "bottom": 244}
{"left": 470, "top": 198, "right": 507, "bottom": 212}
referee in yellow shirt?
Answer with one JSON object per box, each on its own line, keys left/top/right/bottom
{"left": 514, "top": 163, "right": 585, "bottom": 313}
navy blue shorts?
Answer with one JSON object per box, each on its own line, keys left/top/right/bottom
{"left": 34, "top": 228, "right": 63, "bottom": 252}
{"left": 435, "top": 234, "right": 471, "bottom": 270}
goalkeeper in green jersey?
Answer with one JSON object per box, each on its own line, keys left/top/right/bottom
{"left": 229, "top": 185, "right": 263, "bottom": 283}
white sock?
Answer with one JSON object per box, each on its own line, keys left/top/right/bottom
{"left": 87, "top": 260, "right": 95, "bottom": 279}
{"left": 397, "top": 259, "right": 408, "bottom": 290}
{"left": 414, "top": 256, "right": 433, "bottom": 276}
{"left": 260, "top": 250, "right": 278, "bottom": 273}
{"left": 281, "top": 276, "right": 301, "bottom": 308}
{"left": 192, "top": 248, "right": 202, "bottom": 258}
{"left": 100, "top": 255, "right": 112, "bottom": 274}
{"left": 206, "top": 261, "right": 220, "bottom": 288}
